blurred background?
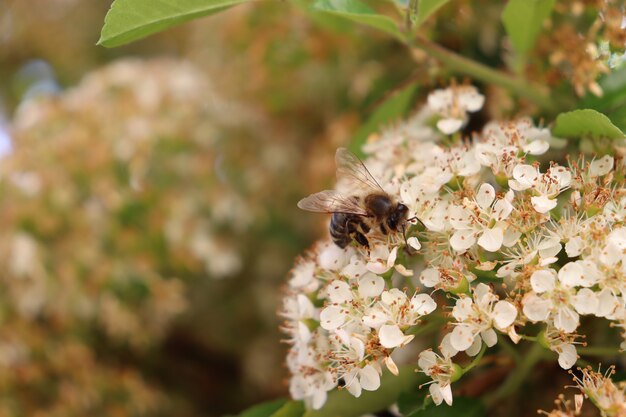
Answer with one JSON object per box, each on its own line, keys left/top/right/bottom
{"left": 0, "top": 1, "right": 419, "bottom": 415}
{"left": 3, "top": 1, "right": 626, "bottom": 416}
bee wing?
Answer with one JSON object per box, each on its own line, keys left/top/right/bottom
{"left": 297, "top": 190, "right": 368, "bottom": 215}
{"left": 335, "top": 148, "right": 385, "bottom": 194}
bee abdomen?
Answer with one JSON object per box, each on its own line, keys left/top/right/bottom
{"left": 329, "top": 213, "right": 371, "bottom": 248}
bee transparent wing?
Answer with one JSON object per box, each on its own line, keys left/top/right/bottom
{"left": 297, "top": 190, "right": 368, "bottom": 215}
{"left": 335, "top": 147, "right": 385, "bottom": 194}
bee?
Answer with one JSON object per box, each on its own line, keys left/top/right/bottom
{"left": 298, "top": 148, "right": 413, "bottom": 249}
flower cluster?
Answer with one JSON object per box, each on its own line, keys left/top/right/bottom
{"left": 282, "top": 85, "right": 626, "bottom": 409}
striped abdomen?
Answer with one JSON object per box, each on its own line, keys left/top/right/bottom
{"left": 330, "top": 213, "right": 370, "bottom": 248}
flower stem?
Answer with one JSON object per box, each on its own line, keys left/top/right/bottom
{"left": 409, "top": 35, "right": 559, "bottom": 114}
{"left": 462, "top": 344, "right": 487, "bottom": 375}
{"left": 484, "top": 343, "right": 545, "bottom": 407}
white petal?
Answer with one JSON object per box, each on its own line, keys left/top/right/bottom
{"left": 363, "top": 307, "right": 391, "bottom": 329}
{"left": 553, "top": 307, "right": 579, "bottom": 333}
{"left": 450, "top": 229, "right": 476, "bottom": 252}
{"left": 450, "top": 324, "right": 477, "bottom": 351}
{"left": 387, "top": 246, "right": 399, "bottom": 268}
{"left": 429, "top": 383, "right": 444, "bottom": 405}
{"left": 366, "top": 261, "right": 390, "bottom": 275}
{"left": 420, "top": 268, "right": 440, "bottom": 287}
{"left": 522, "top": 294, "right": 551, "bottom": 322}
{"left": 459, "top": 89, "right": 485, "bottom": 112}
{"left": 530, "top": 269, "right": 556, "bottom": 293}
{"left": 358, "top": 274, "right": 385, "bottom": 298}
{"left": 437, "top": 118, "right": 464, "bottom": 135}
{"left": 466, "top": 336, "right": 482, "bottom": 356}
{"left": 523, "top": 140, "right": 549, "bottom": 155}
{"left": 407, "top": 236, "right": 421, "bottom": 250}
{"left": 311, "top": 389, "right": 328, "bottom": 410}
{"left": 557, "top": 262, "right": 584, "bottom": 288}
{"left": 440, "top": 383, "right": 454, "bottom": 406}
{"left": 359, "top": 365, "right": 381, "bottom": 391}
{"left": 571, "top": 288, "right": 598, "bottom": 315}
{"left": 350, "top": 337, "right": 366, "bottom": 361}
{"left": 418, "top": 350, "right": 438, "bottom": 371}
{"left": 481, "top": 328, "right": 498, "bottom": 347}
{"left": 327, "top": 280, "right": 353, "bottom": 303}
{"left": 452, "top": 297, "right": 474, "bottom": 321}
{"left": 477, "top": 227, "right": 504, "bottom": 252}
{"left": 493, "top": 300, "right": 517, "bottom": 328}
{"left": 549, "top": 166, "right": 572, "bottom": 188}
{"left": 589, "top": 155, "right": 613, "bottom": 177}
{"left": 512, "top": 164, "right": 538, "bottom": 188}
{"left": 320, "top": 306, "right": 346, "bottom": 330}
{"left": 492, "top": 199, "right": 513, "bottom": 221}
{"left": 439, "top": 334, "right": 458, "bottom": 358}
{"left": 476, "top": 183, "right": 496, "bottom": 210}
{"left": 557, "top": 343, "right": 577, "bottom": 370}
{"left": 565, "top": 237, "right": 584, "bottom": 258}
{"left": 379, "top": 324, "right": 414, "bottom": 348}
{"left": 344, "top": 370, "right": 362, "bottom": 398}
{"left": 318, "top": 244, "right": 351, "bottom": 271}
{"left": 531, "top": 195, "right": 557, "bottom": 213}
{"left": 384, "top": 356, "right": 399, "bottom": 376}
{"left": 411, "top": 293, "right": 437, "bottom": 315}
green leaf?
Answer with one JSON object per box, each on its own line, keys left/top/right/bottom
{"left": 304, "top": 366, "right": 426, "bottom": 417}
{"left": 312, "top": 0, "right": 403, "bottom": 40}
{"left": 415, "top": 0, "right": 450, "bottom": 26}
{"left": 407, "top": 397, "right": 486, "bottom": 417}
{"left": 98, "top": 0, "right": 253, "bottom": 48}
{"left": 501, "top": 0, "right": 555, "bottom": 54}
{"left": 349, "top": 82, "right": 418, "bottom": 156}
{"left": 552, "top": 109, "right": 626, "bottom": 140}
{"left": 270, "top": 401, "right": 305, "bottom": 417}
{"left": 238, "top": 399, "right": 289, "bottom": 417}
{"left": 397, "top": 391, "right": 428, "bottom": 416}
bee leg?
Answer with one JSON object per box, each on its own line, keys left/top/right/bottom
{"left": 401, "top": 223, "right": 414, "bottom": 255}
{"left": 379, "top": 223, "right": 388, "bottom": 235}
{"left": 354, "top": 232, "right": 369, "bottom": 248}
{"left": 407, "top": 216, "right": 425, "bottom": 228}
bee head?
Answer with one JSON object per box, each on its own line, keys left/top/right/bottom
{"left": 387, "top": 202, "right": 409, "bottom": 231}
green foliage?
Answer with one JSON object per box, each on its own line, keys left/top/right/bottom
{"left": 397, "top": 391, "right": 428, "bottom": 415}
{"left": 270, "top": 401, "right": 306, "bottom": 417}
{"left": 502, "top": 0, "right": 555, "bottom": 54}
{"left": 407, "top": 397, "right": 486, "bottom": 417}
{"left": 98, "top": 0, "right": 253, "bottom": 47}
{"left": 552, "top": 109, "right": 626, "bottom": 140}
{"left": 237, "top": 399, "right": 289, "bottom": 417}
{"left": 415, "top": 0, "right": 450, "bottom": 26}
{"left": 350, "top": 82, "right": 418, "bottom": 156}
{"left": 312, "top": 0, "right": 403, "bottom": 40}
{"left": 304, "top": 368, "right": 426, "bottom": 417}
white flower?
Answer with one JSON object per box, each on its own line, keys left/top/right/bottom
{"left": 510, "top": 164, "right": 572, "bottom": 213}
{"left": 497, "top": 234, "right": 561, "bottom": 278}
{"left": 282, "top": 294, "right": 317, "bottom": 344}
{"left": 417, "top": 335, "right": 459, "bottom": 406}
{"left": 363, "top": 289, "right": 437, "bottom": 348}
{"left": 343, "top": 364, "right": 381, "bottom": 398}
{"left": 449, "top": 183, "right": 514, "bottom": 252}
{"left": 542, "top": 326, "right": 579, "bottom": 370}
{"left": 449, "top": 283, "right": 517, "bottom": 354}
{"left": 589, "top": 155, "right": 614, "bottom": 177}
{"left": 522, "top": 268, "right": 598, "bottom": 332}
{"left": 427, "top": 85, "right": 484, "bottom": 135}
{"left": 289, "top": 259, "right": 319, "bottom": 293}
